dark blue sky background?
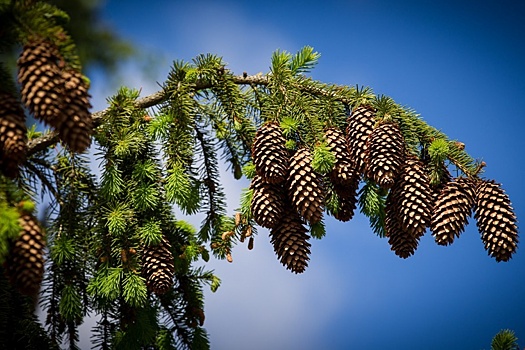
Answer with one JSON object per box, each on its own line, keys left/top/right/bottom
{"left": 87, "top": 1, "right": 525, "bottom": 349}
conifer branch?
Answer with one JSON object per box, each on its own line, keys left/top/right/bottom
{"left": 25, "top": 73, "right": 479, "bottom": 178}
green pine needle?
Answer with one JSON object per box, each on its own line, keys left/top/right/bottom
{"left": 290, "top": 46, "right": 320, "bottom": 75}
{"left": 165, "top": 165, "right": 200, "bottom": 215}
{"left": 429, "top": 138, "right": 449, "bottom": 164}
{"left": 137, "top": 221, "right": 163, "bottom": 246}
{"left": 59, "top": 284, "right": 82, "bottom": 322}
{"left": 310, "top": 220, "right": 326, "bottom": 239}
{"left": 311, "top": 143, "right": 336, "bottom": 175}
{"left": 0, "top": 203, "right": 21, "bottom": 262}
{"left": 280, "top": 116, "right": 300, "bottom": 137}
{"left": 358, "top": 180, "right": 387, "bottom": 237}
{"left": 122, "top": 272, "right": 147, "bottom": 307}
{"left": 491, "top": 329, "right": 519, "bottom": 350}
{"left": 239, "top": 187, "right": 254, "bottom": 221}
{"left": 101, "top": 267, "right": 123, "bottom": 300}
{"left": 105, "top": 202, "right": 134, "bottom": 236}
{"left": 242, "top": 162, "right": 256, "bottom": 179}
{"left": 132, "top": 183, "right": 159, "bottom": 211}
{"left": 50, "top": 237, "right": 76, "bottom": 266}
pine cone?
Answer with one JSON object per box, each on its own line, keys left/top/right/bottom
{"left": 328, "top": 166, "right": 360, "bottom": 222}
{"left": 325, "top": 127, "right": 350, "bottom": 163}
{"left": 332, "top": 194, "right": 358, "bottom": 222}
{"left": 250, "top": 175, "right": 286, "bottom": 229}
{"left": 365, "top": 122, "right": 405, "bottom": 189}
{"left": 346, "top": 105, "right": 375, "bottom": 173}
{"left": 385, "top": 195, "right": 419, "bottom": 258}
{"left": 4, "top": 214, "right": 45, "bottom": 298}
{"left": 142, "top": 237, "right": 175, "bottom": 295}
{"left": 288, "top": 147, "right": 325, "bottom": 224}
{"left": 59, "top": 69, "right": 93, "bottom": 153}
{"left": 252, "top": 122, "right": 288, "bottom": 184}
{"left": 0, "top": 92, "right": 27, "bottom": 178}
{"left": 431, "top": 177, "right": 475, "bottom": 245}
{"left": 474, "top": 179, "right": 518, "bottom": 262}
{"left": 269, "top": 207, "right": 311, "bottom": 273}
{"left": 430, "top": 165, "right": 453, "bottom": 205}
{"left": 17, "top": 40, "right": 66, "bottom": 127}
{"left": 17, "top": 40, "right": 93, "bottom": 153}
{"left": 330, "top": 161, "right": 360, "bottom": 199}
{"left": 390, "top": 156, "right": 432, "bottom": 238}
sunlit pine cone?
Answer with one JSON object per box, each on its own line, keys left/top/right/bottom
{"left": 474, "top": 179, "right": 518, "bottom": 262}
{"left": 269, "top": 207, "right": 311, "bottom": 273}
{"left": 430, "top": 177, "right": 476, "bottom": 245}
{"left": 17, "top": 40, "right": 67, "bottom": 128}
{"left": 345, "top": 105, "right": 375, "bottom": 173}
{"left": 252, "top": 122, "right": 288, "bottom": 184}
{"left": 365, "top": 122, "right": 405, "bottom": 189}
{"left": 250, "top": 175, "right": 286, "bottom": 229}
{"left": 142, "top": 237, "right": 175, "bottom": 295}
{"left": 391, "top": 155, "right": 433, "bottom": 238}
{"left": 59, "top": 69, "right": 93, "bottom": 152}
{"left": 385, "top": 195, "right": 419, "bottom": 258}
{"left": 287, "top": 147, "right": 325, "bottom": 224}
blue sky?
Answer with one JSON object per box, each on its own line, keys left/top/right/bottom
{"left": 87, "top": 1, "right": 525, "bottom": 349}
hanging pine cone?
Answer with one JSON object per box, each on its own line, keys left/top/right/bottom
{"left": 250, "top": 175, "right": 286, "bottom": 229}
{"left": 58, "top": 69, "right": 93, "bottom": 153}
{"left": 287, "top": 147, "right": 325, "bottom": 224}
{"left": 269, "top": 207, "right": 311, "bottom": 273}
{"left": 330, "top": 161, "right": 360, "bottom": 199}
{"left": 142, "top": 237, "right": 175, "bottom": 295}
{"left": 325, "top": 127, "right": 350, "bottom": 163}
{"left": 365, "top": 122, "right": 405, "bottom": 189}
{"left": 0, "top": 91, "right": 27, "bottom": 178}
{"left": 4, "top": 214, "right": 45, "bottom": 298}
{"left": 17, "top": 40, "right": 66, "bottom": 127}
{"left": 325, "top": 126, "right": 361, "bottom": 198}
{"left": 474, "top": 179, "right": 518, "bottom": 262}
{"left": 431, "top": 177, "right": 476, "bottom": 245}
{"left": 252, "top": 122, "right": 288, "bottom": 184}
{"left": 346, "top": 105, "right": 375, "bottom": 173}
{"left": 385, "top": 195, "right": 419, "bottom": 258}
{"left": 332, "top": 194, "right": 358, "bottom": 222}
{"left": 17, "top": 40, "right": 93, "bottom": 153}
{"left": 390, "top": 155, "right": 433, "bottom": 238}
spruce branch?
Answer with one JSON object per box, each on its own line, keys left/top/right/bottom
{"left": 25, "top": 72, "right": 480, "bottom": 178}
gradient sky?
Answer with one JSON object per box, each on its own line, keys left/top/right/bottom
{"left": 85, "top": 1, "right": 525, "bottom": 349}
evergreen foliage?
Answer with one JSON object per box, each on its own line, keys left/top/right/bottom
{"left": 491, "top": 329, "right": 520, "bottom": 350}
{"left": 0, "top": 2, "right": 520, "bottom": 349}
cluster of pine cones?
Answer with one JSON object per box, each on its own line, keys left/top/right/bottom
{"left": 250, "top": 106, "right": 518, "bottom": 273}
{"left": 0, "top": 38, "right": 93, "bottom": 178}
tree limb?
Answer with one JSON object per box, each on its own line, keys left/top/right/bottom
{"left": 24, "top": 73, "right": 477, "bottom": 177}
{"left": 26, "top": 75, "right": 269, "bottom": 157}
